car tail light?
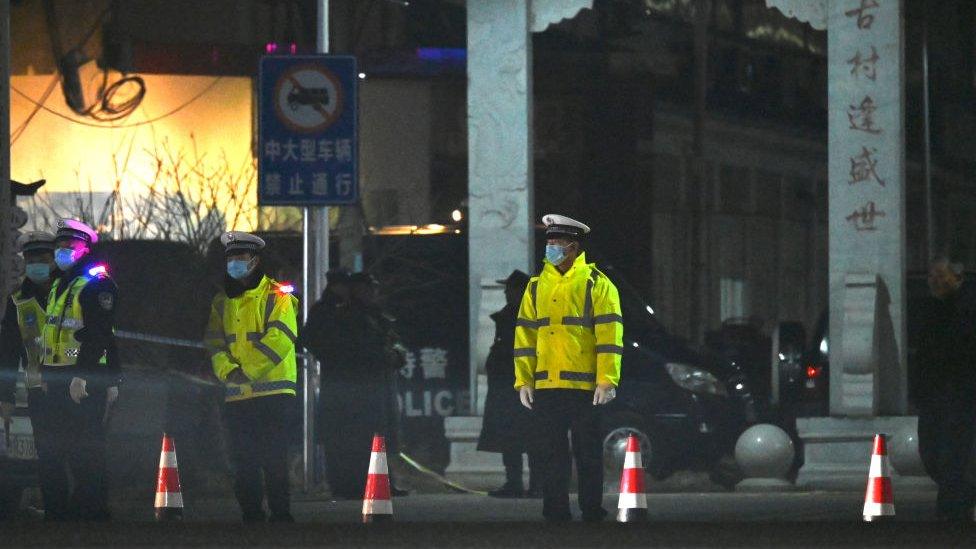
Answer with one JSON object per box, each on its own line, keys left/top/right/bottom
{"left": 806, "top": 365, "right": 823, "bottom": 379}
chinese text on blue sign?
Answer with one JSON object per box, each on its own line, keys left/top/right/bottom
{"left": 258, "top": 55, "right": 358, "bottom": 205}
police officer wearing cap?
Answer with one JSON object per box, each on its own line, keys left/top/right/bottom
{"left": 36, "top": 219, "right": 121, "bottom": 521}
{"left": 0, "top": 231, "right": 57, "bottom": 481}
{"left": 514, "top": 214, "right": 623, "bottom": 522}
{"left": 204, "top": 231, "right": 299, "bottom": 522}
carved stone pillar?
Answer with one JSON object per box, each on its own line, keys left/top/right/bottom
{"left": 826, "top": 0, "right": 907, "bottom": 416}
{"left": 448, "top": 0, "right": 592, "bottom": 488}
{"left": 466, "top": 0, "right": 535, "bottom": 411}
{"left": 766, "top": 0, "right": 919, "bottom": 490}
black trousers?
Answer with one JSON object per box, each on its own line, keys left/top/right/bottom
{"left": 918, "top": 394, "right": 976, "bottom": 520}
{"left": 501, "top": 451, "right": 540, "bottom": 490}
{"left": 533, "top": 389, "right": 605, "bottom": 521}
{"left": 29, "top": 382, "right": 109, "bottom": 521}
{"left": 224, "top": 394, "right": 295, "bottom": 521}
{"left": 319, "top": 379, "right": 399, "bottom": 498}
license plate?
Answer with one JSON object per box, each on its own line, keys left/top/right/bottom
{"left": 8, "top": 434, "right": 37, "bottom": 460}
{"left": 805, "top": 379, "right": 816, "bottom": 389}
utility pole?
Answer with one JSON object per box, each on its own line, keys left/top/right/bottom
{"left": 0, "top": 0, "right": 11, "bottom": 313}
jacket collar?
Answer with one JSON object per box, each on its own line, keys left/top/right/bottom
{"left": 53, "top": 257, "right": 96, "bottom": 296}
{"left": 247, "top": 275, "right": 272, "bottom": 295}
{"left": 543, "top": 252, "right": 588, "bottom": 278}
{"left": 224, "top": 272, "right": 267, "bottom": 298}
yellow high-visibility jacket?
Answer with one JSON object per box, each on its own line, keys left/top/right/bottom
{"left": 40, "top": 274, "right": 111, "bottom": 369}
{"left": 205, "top": 275, "right": 298, "bottom": 402}
{"left": 12, "top": 288, "right": 45, "bottom": 388}
{"left": 514, "top": 252, "right": 623, "bottom": 391}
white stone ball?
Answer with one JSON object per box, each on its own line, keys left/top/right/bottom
{"left": 888, "top": 424, "right": 925, "bottom": 476}
{"left": 735, "top": 424, "right": 795, "bottom": 479}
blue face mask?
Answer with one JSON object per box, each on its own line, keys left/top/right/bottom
{"left": 227, "top": 259, "right": 253, "bottom": 280}
{"left": 54, "top": 248, "right": 78, "bottom": 271}
{"left": 545, "top": 244, "right": 569, "bottom": 266}
{"left": 25, "top": 263, "right": 51, "bottom": 283}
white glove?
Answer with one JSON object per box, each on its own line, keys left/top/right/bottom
{"left": 519, "top": 386, "right": 535, "bottom": 410}
{"left": 69, "top": 377, "right": 89, "bottom": 404}
{"left": 593, "top": 384, "right": 616, "bottom": 406}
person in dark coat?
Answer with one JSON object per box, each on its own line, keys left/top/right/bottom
{"left": 478, "top": 270, "right": 540, "bottom": 498}
{"left": 300, "top": 269, "right": 350, "bottom": 461}
{"left": 300, "top": 270, "right": 351, "bottom": 362}
{"left": 914, "top": 258, "right": 976, "bottom": 521}
{"left": 303, "top": 271, "right": 407, "bottom": 498}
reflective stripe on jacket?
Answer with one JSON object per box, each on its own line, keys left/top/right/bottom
{"left": 12, "top": 290, "right": 45, "bottom": 387}
{"left": 513, "top": 252, "right": 623, "bottom": 391}
{"left": 206, "top": 275, "right": 299, "bottom": 402}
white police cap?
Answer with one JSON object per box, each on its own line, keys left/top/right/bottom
{"left": 542, "top": 214, "right": 591, "bottom": 239}
{"left": 220, "top": 231, "right": 266, "bottom": 255}
{"left": 16, "top": 231, "right": 56, "bottom": 253}
{"left": 55, "top": 218, "right": 98, "bottom": 245}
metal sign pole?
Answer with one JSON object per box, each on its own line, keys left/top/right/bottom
{"left": 299, "top": 0, "right": 331, "bottom": 494}
{"left": 301, "top": 208, "right": 314, "bottom": 492}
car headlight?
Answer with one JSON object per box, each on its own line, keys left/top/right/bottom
{"left": 665, "top": 363, "right": 728, "bottom": 396}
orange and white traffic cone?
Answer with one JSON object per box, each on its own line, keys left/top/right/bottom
{"left": 863, "top": 433, "right": 894, "bottom": 521}
{"left": 155, "top": 433, "right": 184, "bottom": 521}
{"left": 362, "top": 434, "right": 393, "bottom": 523}
{"left": 616, "top": 434, "right": 648, "bottom": 522}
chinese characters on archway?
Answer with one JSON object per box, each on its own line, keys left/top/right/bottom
{"left": 843, "top": 0, "right": 889, "bottom": 232}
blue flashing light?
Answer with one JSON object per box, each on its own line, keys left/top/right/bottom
{"left": 88, "top": 264, "right": 108, "bottom": 277}
{"left": 278, "top": 283, "right": 295, "bottom": 294}
{"left": 416, "top": 47, "right": 466, "bottom": 62}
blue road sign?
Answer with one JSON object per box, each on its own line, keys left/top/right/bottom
{"left": 258, "top": 55, "right": 358, "bottom": 206}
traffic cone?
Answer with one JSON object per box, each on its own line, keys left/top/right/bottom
{"left": 863, "top": 433, "right": 894, "bottom": 521}
{"left": 616, "top": 434, "right": 648, "bottom": 522}
{"left": 155, "top": 433, "right": 184, "bottom": 521}
{"left": 362, "top": 434, "right": 393, "bottom": 523}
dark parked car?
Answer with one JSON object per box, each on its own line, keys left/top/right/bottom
{"left": 599, "top": 266, "right": 755, "bottom": 486}
{"left": 777, "top": 313, "right": 829, "bottom": 417}
{"left": 777, "top": 272, "right": 935, "bottom": 417}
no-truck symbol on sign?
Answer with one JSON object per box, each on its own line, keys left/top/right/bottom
{"left": 273, "top": 65, "right": 344, "bottom": 133}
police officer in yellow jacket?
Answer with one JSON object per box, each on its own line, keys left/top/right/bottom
{"left": 0, "top": 232, "right": 57, "bottom": 517}
{"left": 0, "top": 232, "right": 57, "bottom": 425}
{"left": 205, "top": 231, "right": 299, "bottom": 523}
{"left": 514, "top": 214, "right": 623, "bottom": 522}
{"left": 39, "top": 219, "right": 121, "bottom": 521}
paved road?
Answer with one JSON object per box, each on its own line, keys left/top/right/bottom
{"left": 1, "top": 518, "right": 974, "bottom": 547}
{"left": 101, "top": 491, "right": 945, "bottom": 523}
{"left": 5, "top": 490, "right": 974, "bottom": 547}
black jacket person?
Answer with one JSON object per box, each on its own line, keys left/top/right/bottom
{"left": 309, "top": 272, "right": 406, "bottom": 498}
{"left": 36, "top": 219, "right": 121, "bottom": 521}
{"left": 478, "top": 270, "right": 540, "bottom": 497}
{"left": 914, "top": 258, "right": 976, "bottom": 521}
